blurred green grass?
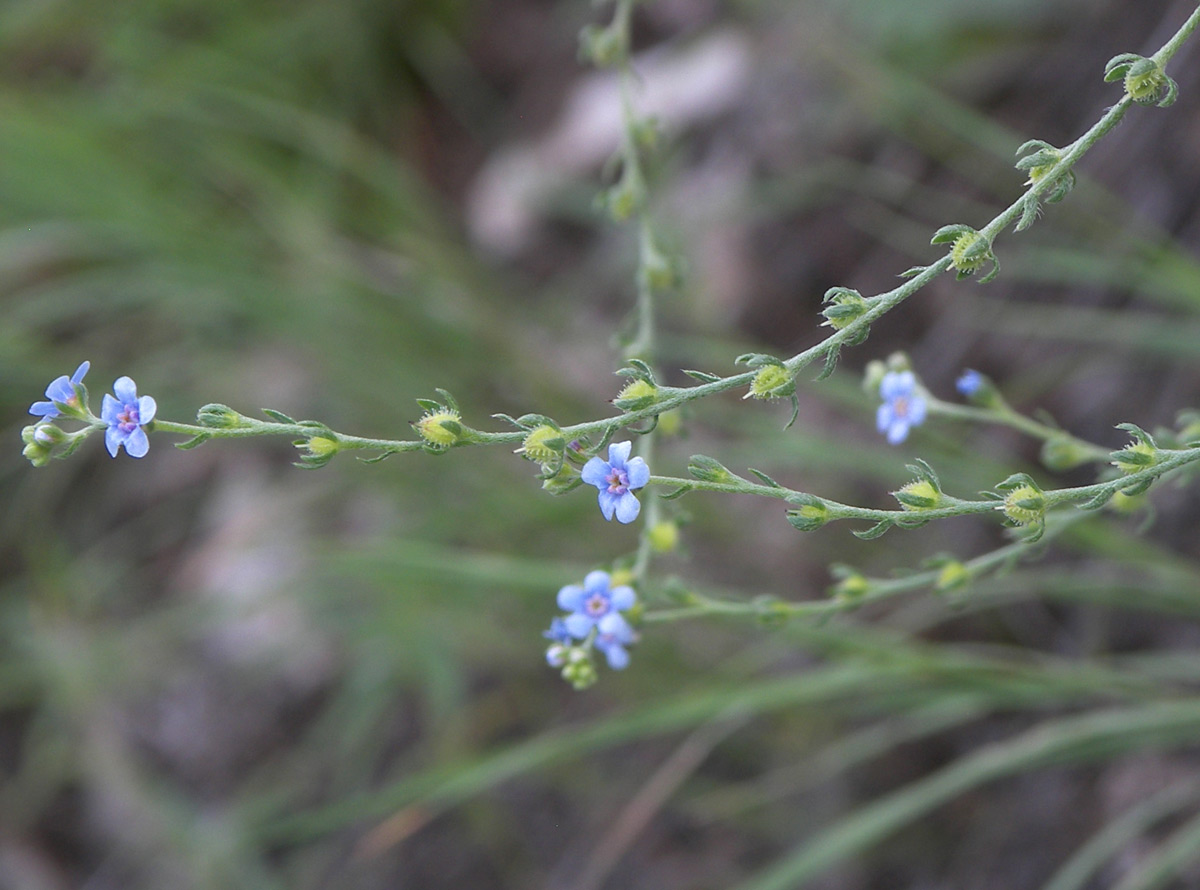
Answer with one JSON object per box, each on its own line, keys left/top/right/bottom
{"left": 4, "top": 1, "right": 1200, "bottom": 888}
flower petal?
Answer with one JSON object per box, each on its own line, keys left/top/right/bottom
{"left": 29, "top": 400, "right": 58, "bottom": 418}
{"left": 101, "top": 393, "right": 120, "bottom": 424}
{"left": 563, "top": 613, "right": 593, "bottom": 639}
{"left": 124, "top": 427, "right": 150, "bottom": 458}
{"left": 907, "top": 394, "right": 927, "bottom": 426}
{"left": 70, "top": 361, "right": 90, "bottom": 384}
{"left": 583, "top": 570, "right": 611, "bottom": 594}
{"left": 614, "top": 491, "right": 641, "bottom": 524}
{"left": 886, "top": 419, "right": 910, "bottom": 445}
{"left": 879, "top": 371, "right": 914, "bottom": 400}
{"left": 607, "top": 440, "right": 632, "bottom": 467}
{"left": 104, "top": 426, "right": 123, "bottom": 458}
{"left": 597, "top": 612, "right": 633, "bottom": 640}
{"left": 581, "top": 456, "right": 609, "bottom": 488}
{"left": 609, "top": 585, "right": 636, "bottom": 612}
{"left": 137, "top": 395, "right": 157, "bottom": 424}
{"left": 113, "top": 376, "right": 138, "bottom": 404}
{"left": 601, "top": 643, "right": 629, "bottom": 670}
{"left": 45, "top": 375, "right": 74, "bottom": 403}
{"left": 598, "top": 490, "right": 618, "bottom": 521}
{"left": 624, "top": 456, "right": 649, "bottom": 490}
{"left": 876, "top": 402, "right": 894, "bottom": 434}
{"left": 557, "top": 584, "right": 585, "bottom": 612}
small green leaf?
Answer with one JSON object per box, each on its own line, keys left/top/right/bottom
{"left": 852, "top": 520, "right": 893, "bottom": 540}
{"left": 175, "top": 434, "right": 211, "bottom": 450}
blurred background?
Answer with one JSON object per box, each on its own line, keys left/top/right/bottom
{"left": 3, "top": 0, "right": 1200, "bottom": 887}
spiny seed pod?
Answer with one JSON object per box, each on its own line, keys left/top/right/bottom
{"left": 414, "top": 409, "right": 462, "bottom": 449}
{"left": 520, "top": 424, "right": 565, "bottom": 464}
{"left": 747, "top": 364, "right": 795, "bottom": 400}
{"left": 615, "top": 378, "right": 659, "bottom": 411}
{"left": 894, "top": 479, "right": 941, "bottom": 512}
{"left": 1112, "top": 440, "right": 1157, "bottom": 475}
{"left": 1001, "top": 485, "right": 1045, "bottom": 526}
{"left": 931, "top": 225, "right": 1000, "bottom": 283}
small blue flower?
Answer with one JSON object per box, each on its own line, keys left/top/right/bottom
{"left": 581, "top": 441, "right": 650, "bottom": 523}
{"left": 543, "top": 617, "right": 573, "bottom": 667}
{"left": 594, "top": 619, "right": 636, "bottom": 670}
{"left": 29, "top": 361, "right": 90, "bottom": 419}
{"left": 876, "top": 370, "right": 927, "bottom": 445}
{"left": 557, "top": 570, "right": 637, "bottom": 640}
{"left": 956, "top": 369, "right": 984, "bottom": 398}
{"left": 101, "top": 376, "right": 157, "bottom": 459}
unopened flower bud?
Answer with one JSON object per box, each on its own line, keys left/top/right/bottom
{"left": 197, "top": 403, "right": 248, "bottom": 429}
{"left": 687, "top": 454, "right": 735, "bottom": 484}
{"left": 562, "top": 650, "right": 598, "bottom": 690}
{"left": 1041, "top": 436, "right": 1090, "bottom": 472}
{"left": 578, "top": 23, "right": 624, "bottom": 68}
{"left": 647, "top": 521, "right": 679, "bottom": 553}
{"left": 787, "top": 495, "right": 828, "bottom": 531}
{"left": 935, "top": 560, "right": 970, "bottom": 592}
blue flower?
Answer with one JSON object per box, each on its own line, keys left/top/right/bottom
{"left": 101, "top": 376, "right": 157, "bottom": 458}
{"left": 557, "top": 570, "right": 637, "bottom": 640}
{"left": 581, "top": 441, "right": 650, "bottom": 523}
{"left": 29, "top": 361, "right": 90, "bottom": 419}
{"left": 956, "top": 369, "right": 984, "bottom": 398}
{"left": 876, "top": 371, "right": 927, "bottom": 445}
{"left": 594, "top": 619, "right": 636, "bottom": 670}
{"left": 543, "top": 617, "right": 573, "bottom": 667}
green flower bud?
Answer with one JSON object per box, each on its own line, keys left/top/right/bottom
{"left": 1040, "top": 436, "right": 1091, "bottom": 472}
{"left": 542, "top": 466, "right": 582, "bottom": 495}
{"left": 687, "top": 454, "right": 735, "bottom": 484}
{"left": 935, "top": 560, "right": 970, "bottom": 592}
{"left": 414, "top": 409, "right": 463, "bottom": 449}
{"left": 647, "top": 521, "right": 680, "bottom": 553}
{"left": 197, "top": 403, "right": 249, "bottom": 429}
{"left": 578, "top": 24, "right": 624, "bottom": 68}
{"left": 294, "top": 436, "right": 339, "bottom": 468}
{"left": 786, "top": 495, "right": 828, "bottom": 531}
{"left": 862, "top": 360, "right": 887, "bottom": 395}
{"left": 562, "top": 649, "right": 598, "bottom": 690}
{"left": 639, "top": 233, "right": 681, "bottom": 291}
{"left": 829, "top": 564, "right": 871, "bottom": 602}
{"left": 1108, "top": 490, "right": 1146, "bottom": 515}
{"left": 657, "top": 409, "right": 682, "bottom": 437}
{"left": 894, "top": 479, "right": 941, "bottom": 512}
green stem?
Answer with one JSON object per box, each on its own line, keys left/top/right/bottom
{"left": 923, "top": 395, "right": 1111, "bottom": 463}
{"left": 646, "top": 444, "right": 1200, "bottom": 527}
{"left": 1153, "top": 4, "right": 1200, "bottom": 67}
